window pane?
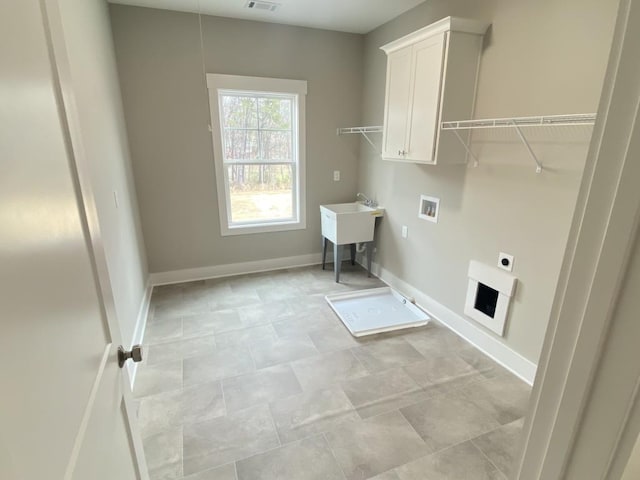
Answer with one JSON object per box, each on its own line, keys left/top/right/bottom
{"left": 258, "top": 97, "right": 292, "bottom": 130}
{"left": 260, "top": 131, "right": 292, "bottom": 162}
{"left": 221, "top": 95, "right": 258, "bottom": 128}
{"left": 227, "top": 164, "right": 293, "bottom": 223}
{"left": 224, "top": 129, "right": 258, "bottom": 162}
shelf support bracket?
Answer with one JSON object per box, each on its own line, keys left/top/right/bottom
{"left": 512, "top": 122, "right": 543, "bottom": 173}
{"left": 451, "top": 130, "right": 480, "bottom": 167}
{"left": 360, "top": 131, "right": 379, "bottom": 153}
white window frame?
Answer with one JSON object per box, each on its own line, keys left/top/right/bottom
{"left": 206, "top": 74, "right": 307, "bottom": 236}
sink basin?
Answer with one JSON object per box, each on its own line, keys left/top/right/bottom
{"left": 320, "top": 202, "right": 384, "bottom": 245}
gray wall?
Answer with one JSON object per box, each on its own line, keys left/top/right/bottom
{"left": 358, "top": 0, "right": 619, "bottom": 362}
{"left": 109, "top": 5, "right": 364, "bottom": 273}
{"left": 58, "top": 0, "right": 148, "bottom": 345}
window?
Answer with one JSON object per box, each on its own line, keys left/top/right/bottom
{"left": 206, "top": 74, "right": 307, "bottom": 236}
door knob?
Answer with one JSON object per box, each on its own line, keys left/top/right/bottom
{"left": 118, "top": 344, "right": 143, "bottom": 368}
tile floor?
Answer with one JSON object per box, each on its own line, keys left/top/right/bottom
{"left": 134, "top": 264, "right": 531, "bottom": 480}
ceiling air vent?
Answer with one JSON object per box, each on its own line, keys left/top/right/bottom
{"left": 245, "top": 1, "right": 280, "bottom": 12}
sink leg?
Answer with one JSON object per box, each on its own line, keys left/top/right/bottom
{"left": 350, "top": 243, "right": 356, "bottom": 266}
{"left": 334, "top": 243, "right": 341, "bottom": 283}
{"left": 322, "top": 237, "right": 328, "bottom": 270}
{"left": 366, "top": 242, "right": 373, "bottom": 278}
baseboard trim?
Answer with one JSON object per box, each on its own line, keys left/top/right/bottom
{"left": 126, "top": 279, "right": 153, "bottom": 389}
{"left": 149, "top": 253, "right": 325, "bottom": 286}
{"left": 366, "top": 260, "right": 537, "bottom": 385}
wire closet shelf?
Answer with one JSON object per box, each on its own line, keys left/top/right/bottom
{"left": 336, "top": 126, "right": 383, "bottom": 153}
{"left": 441, "top": 113, "right": 597, "bottom": 173}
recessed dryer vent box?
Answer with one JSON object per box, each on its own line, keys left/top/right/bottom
{"left": 464, "top": 260, "right": 517, "bottom": 336}
{"left": 419, "top": 195, "right": 440, "bottom": 223}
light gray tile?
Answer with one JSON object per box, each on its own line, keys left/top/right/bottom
{"left": 181, "top": 289, "right": 219, "bottom": 305}
{"left": 299, "top": 278, "right": 350, "bottom": 295}
{"left": 134, "top": 360, "right": 182, "bottom": 398}
{"left": 286, "top": 296, "right": 329, "bottom": 318}
{"left": 183, "top": 310, "right": 244, "bottom": 337}
{"left": 236, "top": 435, "right": 345, "bottom": 480}
{"left": 215, "top": 324, "right": 278, "bottom": 348}
{"left": 402, "top": 353, "right": 484, "bottom": 396}
{"left": 138, "top": 381, "right": 225, "bottom": 438}
{"left": 270, "top": 385, "right": 360, "bottom": 444}
{"left": 152, "top": 304, "right": 187, "bottom": 323}
{"left": 256, "top": 283, "right": 304, "bottom": 303}
{"left": 402, "top": 324, "right": 469, "bottom": 357}
{"left": 396, "top": 441, "right": 504, "bottom": 480}
{"left": 183, "top": 347, "right": 255, "bottom": 386}
{"left": 238, "top": 301, "right": 293, "bottom": 327}
{"left": 250, "top": 334, "right": 319, "bottom": 369}
{"left": 143, "top": 427, "right": 182, "bottom": 477}
{"left": 212, "top": 292, "right": 262, "bottom": 310}
{"left": 151, "top": 288, "right": 184, "bottom": 307}
{"left": 146, "top": 334, "right": 217, "bottom": 366}
{"left": 278, "top": 269, "right": 317, "bottom": 287}
{"left": 181, "top": 381, "right": 227, "bottom": 425}
{"left": 290, "top": 350, "right": 369, "bottom": 392}
{"left": 272, "top": 310, "right": 335, "bottom": 338}
{"left": 325, "top": 410, "right": 431, "bottom": 480}
{"left": 351, "top": 337, "right": 424, "bottom": 373}
{"left": 145, "top": 339, "right": 184, "bottom": 366}
{"left": 183, "top": 404, "right": 279, "bottom": 476}
{"left": 203, "top": 279, "right": 238, "bottom": 295}
{"left": 145, "top": 318, "right": 183, "bottom": 345}
{"left": 341, "top": 368, "right": 429, "bottom": 419}
{"left": 181, "top": 334, "right": 218, "bottom": 358}
{"left": 309, "top": 325, "right": 359, "bottom": 352}
{"left": 472, "top": 418, "right": 525, "bottom": 477}
{"left": 154, "top": 293, "right": 210, "bottom": 319}
{"left": 138, "top": 389, "right": 183, "bottom": 438}
{"left": 140, "top": 267, "right": 529, "bottom": 480}
{"left": 228, "top": 274, "right": 273, "bottom": 295}
{"left": 183, "top": 463, "right": 237, "bottom": 480}
{"left": 369, "top": 471, "right": 402, "bottom": 480}
{"left": 459, "top": 374, "right": 531, "bottom": 425}
{"left": 222, "top": 364, "right": 303, "bottom": 412}
{"left": 457, "top": 346, "right": 510, "bottom": 379}
{"left": 149, "top": 461, "right": 182, "bottom": 480}
{"left": 400, "top": 391, "right": 501, "bottom": 452}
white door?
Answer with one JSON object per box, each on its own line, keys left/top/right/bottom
{"left": 382, "top": 45, "right": 413, "bottom": 160}
{"left": 0, "top": 2, "right": 146, "bottom": 479}
{"left": 405, "top": 33, "right": 446, "bottom": 163}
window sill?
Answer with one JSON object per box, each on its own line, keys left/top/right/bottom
{"left": 221, "top": 220, "right": 306, "bottom": 237}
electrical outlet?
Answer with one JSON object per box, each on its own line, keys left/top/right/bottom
{"left": 402, "top": 225, "right": 408, "bottom": 238}
{"left": 333, "top": 170, "right": 340, "bottom": 181}
{"left": 498, "top": 252, "right": 514, "bottom": 272}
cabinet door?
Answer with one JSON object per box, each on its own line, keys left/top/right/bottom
{"left": 405, "top": 33, "right": 446, "bottom": 163}
{"left": 382, "top": 45, "right": 412, "bottom": 160}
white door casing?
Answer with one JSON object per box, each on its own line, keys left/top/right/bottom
{"left": 0, "top": 1, "right": 147, "bottom": 479}
{"left": 514, "top": 0, "right": 640, "bottom": 478}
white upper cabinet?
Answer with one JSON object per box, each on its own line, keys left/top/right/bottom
{"left": 381, "top": 17, "right": 490, "bottom": 164}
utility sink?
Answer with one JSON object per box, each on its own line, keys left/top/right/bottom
{"left": 320, "top": 202, "right": 384, "bottom": 245}
{"left": 320, "top": 202, "right": 384, "bottom": 282}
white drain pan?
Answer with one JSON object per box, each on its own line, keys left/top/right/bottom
{"left": 325, "top": 287, "right": 429, "bottom": 337}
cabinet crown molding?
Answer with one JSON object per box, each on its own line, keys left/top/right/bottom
{"left": 380, "top": 16, "right": 490, "bottom": 54}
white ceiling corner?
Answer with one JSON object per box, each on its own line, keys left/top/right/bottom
{"left": 107, "top": 0, "right": 428, "bottom": 34}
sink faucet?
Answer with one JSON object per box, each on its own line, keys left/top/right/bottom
{"left": 357, "top": 192, "right": 378, "bottom": 208}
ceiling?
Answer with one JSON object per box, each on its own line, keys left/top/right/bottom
{"left": 107, "top": 0, "right": 428, "bottom": 34}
